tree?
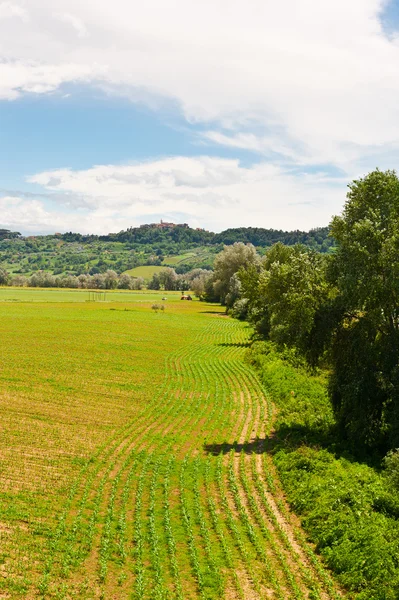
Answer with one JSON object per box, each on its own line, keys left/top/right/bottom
{"left": 104, "top": 270, "right": 118, "bottom": 289}
{"left": 191, "top": 271, "right": 215, "bottom": 300}
{"left": 148, "top": 273, "right": 161, "bottom": 290}
{"left": 159, "top": 268, "right": 177, "bottom": 291}
{"left": 261, "top": 243, "right": 329, "bottom": 353}
{"left": 118, "top": 273, "right": 135, "bottom": 289}
{"left": 238, "top": 263, "right": 270, "bottom": 337}
{"left": 213, "top": 242, "right": 259, "bottom": 304}
{"left": 0, "top": 268, "right": 10, "bottom": 285}
{"left": 328, "top": 169, "right": 399, "bottom": 449}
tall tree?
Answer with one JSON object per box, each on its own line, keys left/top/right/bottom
{"left": 329, "top": 169, "right": 399, "bottom": 449}
{"left": 213, "top": 242, "right": 259, "bottom": 304}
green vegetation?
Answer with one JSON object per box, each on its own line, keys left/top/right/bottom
{"left": 0, "top": 290, "right": 339, "bottom": 599}
{"left": 225, "top": 170, "right": 399, "bottom": 453}
{"left": 203, "top": 169, "right": 399, "bottom": 598}
{"left": 248, "top": 341, "right": 399, "bottom": 599}
{"left": 4, "top": 169, "right": 399, "bottom": 598}
{"left": 0, "top": 288, "right": 183, "bottom": 303}
{"left": 123, "top": 265, "right": 170, "bottom": 279}
{"left": 0, "top": 224, "right": 333, "bottom": 280}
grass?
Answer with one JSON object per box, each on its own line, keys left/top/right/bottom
{"left": 0, "top": 287, "right": 182, "bottom": 303}
{"left": 123, "top": 265, "right": 170, "bottom": 279}
{"left": 162, "top": 247, "right": 216, "bottom": 269}
{"left": 248, "top": 341, "right": 399, "bottom": 599}
{"left": 162, "top": 252, "right": 196, "bottom": 266}
{"left": 0, "top": 291, "right": 340, "bottom": 599}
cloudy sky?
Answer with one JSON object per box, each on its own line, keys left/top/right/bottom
{"left": 1, "top": 0, "right": 399, "bottom": 234}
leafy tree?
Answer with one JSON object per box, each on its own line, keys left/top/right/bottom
{"left": 148, "top": 273, "right": 161, "bottom": 290}
{"left": 159, "top": 268, "right": 177, "bottom": 291}
{"left": 104, "top": 270, "right": 118, "bottom": 289}
{"left": 329, "top": 169, "right": 399, "bottom": 449}
{"left": 225, "top": 273, "right": 242, "bottom": 310}
{"left": 0, "top": 268, "right": 10, "bottom": 285}
{"left": 191, "top": 271, "right": 214, "bottom": 300}
{"left": 118, "top": 273, "right": 135, "bottom": 289}
{"left": 238, "top": 263, "right": 271, "bottom": 337}
{"left": 213, "top": 242, "right": 259, "bottom": 304}
{"left": 261, "top": 244, "right": 330, "bottom": 354}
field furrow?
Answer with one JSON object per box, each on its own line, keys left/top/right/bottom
{"left": 0, "top": 295, "right": 342, "bottom": 599}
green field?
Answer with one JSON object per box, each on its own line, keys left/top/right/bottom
{"left": 0, "top": 291, "right": 340, "bottom": 599}
{"left": 123, "top": 265, "right": 170, "bottom": 279}
{"left": 162, "top": 248, "right": 215, "bottom": 269}
{"left": 162, "top": 252, "right": 196, "bottom": 266}
{"left": 0, "top": 287, "right": 181, "bottom": 303}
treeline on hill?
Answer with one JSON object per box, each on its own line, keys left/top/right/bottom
{"left": 99, "top": 223, "right": 334, "bottom": 251}
{"left": 204, "top": 169, "right": 399, "bottom": 599}
{"left": 0, "top": 224, "right": 333, "bottom": 279}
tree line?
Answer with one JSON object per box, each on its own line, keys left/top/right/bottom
{"left": 209, "top": 170, "right": 399, "bottom": 455}
{"left": 0, "top": 266, "right": 213, "bottom": 292}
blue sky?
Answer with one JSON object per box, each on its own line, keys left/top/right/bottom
{"left": 1, "top": 86, "right": 261, "bottom": 187}
{"left": 1, "top": 0, "right": 399, "bottom": 234}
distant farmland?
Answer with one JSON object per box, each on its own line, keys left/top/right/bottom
{"left": 0, "top": 291, "right": 340, "bottom": 599}
{"left": 122, "top": 265, "right": 170, "bottom": 279}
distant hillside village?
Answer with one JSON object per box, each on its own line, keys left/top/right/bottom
{"left": 0, "top": 221, "right": 334, "bottom": 283}
{"left": 139, "top": 220, "right": 206, "bottom": 232}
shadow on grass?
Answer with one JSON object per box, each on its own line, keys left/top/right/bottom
{"left": 204, "top": 439, "right": 264, "bottom": 456}
{"left": 218, "top": 341, "right": 251, "bottom": 348}
{"left": 203, "top": 423, "right": 362, "bottom": 463}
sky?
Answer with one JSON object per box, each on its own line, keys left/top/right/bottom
{"left": 1, "top": 0, "right": 399, "bottom": 235}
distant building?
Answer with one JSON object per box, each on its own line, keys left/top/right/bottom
{"left": 156, "top": 220, "right": 175, "bottom": 228}
{"left": 139, "top": 220, "right": 190, "bottom": 229}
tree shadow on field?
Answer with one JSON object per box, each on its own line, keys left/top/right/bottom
{"left": 217, "top": 341, "right": 251, "bottom": 348}
{"left": 204, "top": 438, "right": 265, "bottom": 456}
{"left": 199, "top": 311, "right": 228, "bottom": 316}
{"left": 204, "top": 423, "right": 361, "bottom": 464}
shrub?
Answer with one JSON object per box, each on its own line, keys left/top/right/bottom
{"left": 383, "top": 449, "right": 399, "bottom": 490}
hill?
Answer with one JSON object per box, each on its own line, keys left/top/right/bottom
{"left": 0, "top": 223, "right": 334, "bottom": 277}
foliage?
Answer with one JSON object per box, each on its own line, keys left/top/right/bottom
{"left": 0, "top": 268, "right": 10, "bottom": 285}
{"left": 327, "top": 170, "right": 399, "bottom": 450}
{"left": 151, "top": 303, "right": 165, "bottom": 313}
{"left": 214, "top": 226, "right": 334, "bottom": 252}
{"left": 213, "top": 242, "right": 259, "bottom": 304}
{"left": 261, "top": 244, "right": 330, "bottom": 354}
{"left": 233, "top": 170, "right": 399, "bottom": 452}
{"left": 383, "top": 449, "right": 399, "bottom": 490}
{"left": 229, "top": 297, "right": 249, "bottom": 320}
{"left": 248, "top": 341, "right": 399, "bottom": 599}
{"left": 0, "top": 224, "right": 334, "bottom": 280}
{"left": 190, "top": 271, "right": 214, "bottom": 299}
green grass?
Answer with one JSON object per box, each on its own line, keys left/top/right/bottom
{"left": 162, "top": 252, "right": 196, "bottom": 265}
{"left": 0, "top": 291, "right": 340, "bottom": 599}
{"left": 0, "top": 287, "right": 182, "bottom": 303}
{"left": 162, "top": 247, "right": 216, "bottom": 269}
{"left": 248, "top": 341, "right": 399, "bottom": 599}
{"left": 123, "top": 265, "right": 170, "bottom": 279}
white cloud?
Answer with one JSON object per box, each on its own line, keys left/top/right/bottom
{"left": 2, "top": 0, "right": 399, "bottom": 233}
{"left": 0, "top": 60, "right": 106, "bottom": 100}
{"left": 9, "top": 156, "right": 345, "bottom": 234}
{"left": 0, "top": 2, "right": 27, "bottom": 21}
{"left": 1, "top": 0, "right": 399, "bottom": 170}
{"left": 54, "top": 12, "right": 88, "bottom": 38}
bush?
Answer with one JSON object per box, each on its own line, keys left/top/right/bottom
{"left": 230, "top": 298, "right": 249, "bottom": 320}
{"left": 383, "top": 449, "right": 399, "bottom": 490}
{"left": 248, "top": 341, "right": 399, "bottom": 598}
